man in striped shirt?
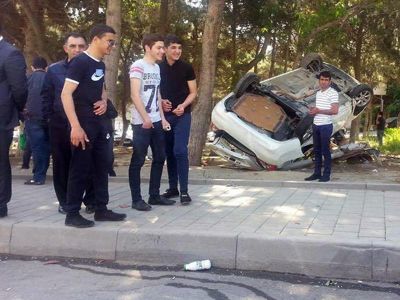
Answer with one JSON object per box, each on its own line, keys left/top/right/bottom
{"left": 305, "top": 71, "right": 339, "bottom": 182}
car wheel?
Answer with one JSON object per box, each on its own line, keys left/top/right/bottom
{"left": 234, "top": 72, "right": 260, "bottom": 98}
{"left": 300, "top": 53, "right": 323, "bottom": 72}
{"left": 349, "top": 84, "right": 373, "bottom": 115}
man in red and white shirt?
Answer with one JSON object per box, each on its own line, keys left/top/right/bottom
{"left": 305, "top": 71, "right": 339, "bottom": 182}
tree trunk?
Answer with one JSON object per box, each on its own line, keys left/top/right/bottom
{"left": 158, "top": 0, "right": 169, "bottom": 35}
{"left": 104, "top": 0, "right": 121, "bottom": 105}
{"left": 350, "top": 13, "right": 366, "bottom": 143}
{"left": 268, "top": 33, "right": 277, "bottom": 78}
{"left": 188, "top": 0, "right": 224, "bottom": 166}
{"left": 19, "top": 0, "right": 52, "bottom": 63}
{"left": 119, "top": 62, "right": 131, "bottom": 146}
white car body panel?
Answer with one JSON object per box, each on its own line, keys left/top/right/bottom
{"left": 212, "top": 93, "right": 303, "bottom": 167}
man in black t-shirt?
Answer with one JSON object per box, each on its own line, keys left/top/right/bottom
{"left": 61, "top": 24, "right": 126, "bottom": 228}
{"left": 160, "top": 35, "right": 197, "bottom": 205}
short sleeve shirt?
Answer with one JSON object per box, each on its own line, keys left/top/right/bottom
{"left": 313, "top": 87, "right": 339, "bottom": 125}
{"left": 159, "top": 59, "right": 196, "bottom": 114}
{"left": 65, "top": 52, "right": 105, "bottom": 118}
{"left": 129, "top": 59, "right": 161, "bottom": 125}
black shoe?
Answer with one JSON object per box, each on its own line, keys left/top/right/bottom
{"left": 161, "top": 188, "right": 180, "bottom": 199}
{"left": 0, "top": 207, "right": 7, "bottom": 218}
{"left": 94, "top": 209, "right": 126, "bottom": 221}
{"left": 180, "top": 193, "right": 192, "bottom": 205}
{"left": 304, "top": 174, "right": 321, "bottom": 181}
{"left": 132, "top": 200, "right": 152, "bottom": 211}
{"left": 319, "top": 177, "right": 330, "bottom": 182}
{"left": 58, "top": 205, "right": 67, "bottom": 215}
{"left": 24, "top": 179, "right": 45, "bottom": 185}
{"left": 148, "top": 195, "right": 176, "bottom": 205}
{"left": 85, "top": 205, "right": 95, "bottom": 214}
{"left": 65, "top": 214, "right": 94, "bottom": 228}
{"left": 109, "top": 170, "right": 117, "bottom": 177}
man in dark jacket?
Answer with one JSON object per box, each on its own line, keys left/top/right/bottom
{"left": 0, "top": 22, "right": 28, "bottom": 217}
{"left": 24, "top": 56, "right": 50, "bottom": 185}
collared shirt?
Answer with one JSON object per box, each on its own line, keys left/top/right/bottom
{"left": 313, "top": 87, "right": 339, "bottom": 125}
{"left": 159, "top": 58, "right": 196, "bottom": 114}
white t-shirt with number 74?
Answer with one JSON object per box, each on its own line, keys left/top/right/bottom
{"left": 129, "top": 59, "right": 162, "bottom": 125}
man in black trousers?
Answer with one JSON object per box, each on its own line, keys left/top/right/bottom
{"left": 61, "top": 24, "right": 126, "bottom": 228}
{"left": 42, "top": 32, "right": 95, "bottom": 214}
{"left": 0, "top": 21, "right": 28, "bottom": 217}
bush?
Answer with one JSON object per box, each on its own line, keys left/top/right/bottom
{"left": 360, "top": 128, "right": 400, "bottom": 154}
{"left": 381, "top": 128, "right": 400, "bottom": 154}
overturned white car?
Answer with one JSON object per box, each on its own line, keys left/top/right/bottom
{"left": 210, "top": 53, "right": 373, "bottom": 170}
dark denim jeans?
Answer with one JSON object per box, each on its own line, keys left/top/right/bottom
{"left": 25, "top": 119, "right": 50, "bottom": 183}
{"left": 312, "top": 123, "right": 333, "bottom": 178}
{"left": 129, "top": 121, "right": 165, "bottom": 202}
{"left": 165, "top": 112, "right": 191, "bottom": 193}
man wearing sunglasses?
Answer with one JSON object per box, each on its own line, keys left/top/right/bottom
{"left": 61, "top": 24, "right": 126, "bottom": 228}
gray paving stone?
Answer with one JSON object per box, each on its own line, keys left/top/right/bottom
{"left": 116, "top": 228, "right": 237, "bottom": 268}
{"left": 10, "top": 222, "right": 118, "bottom": 259}
{"left": 237, "top": 235, "right": 373, "bottom": 279}
{"left": 372, "top": 241, "right": 400, "bottom": 281}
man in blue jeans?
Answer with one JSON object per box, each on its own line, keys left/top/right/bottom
{"left": 24, "top": 56, "right": 50, "bottom": 185}
{"left": 305, "top": 71, "right": 339, "bottom": 182}
{"left": 160, "top": 34, "right": 197, "bottom": 205}
{"left": 129, "top": 33, "right": 174, "bottom": 211}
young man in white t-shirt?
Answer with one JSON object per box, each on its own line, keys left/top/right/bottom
{"left": 305, "top": 71, "right": 339, "bottom": 182}
{"left": 129, "top": 33, "right": 175, "bottom": 211}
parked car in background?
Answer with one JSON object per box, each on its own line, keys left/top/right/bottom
{"left": 209, "top": 53, "right": 373, "bottom": 170}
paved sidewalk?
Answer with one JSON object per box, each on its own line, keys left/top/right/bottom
{"left": 1, "top": 178, "right": 400, "bottom": 282}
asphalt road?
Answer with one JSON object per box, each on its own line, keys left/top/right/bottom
{"left": 1, "top": 256, "right": 399, "bottom": 300}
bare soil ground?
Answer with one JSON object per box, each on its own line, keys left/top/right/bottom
{"left": 10, "top": 144, "right": 400, "bottom": 184}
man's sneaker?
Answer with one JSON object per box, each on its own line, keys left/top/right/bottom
{"left": 24, "top": 179, "right": 45, "bottom": 185}
{"left": 180, "top": 193, "right": 192, "bottom": 205}
{"left": 94, "top": 210, "right": 127, "bottom": 221}
{"left": 85, "top": 205, "right": 95, "bottom": 214}
{"left": 148, "top": 195, "right": 176, "bottom": 206}
{"left": 58, "top": 205, "right": 67, "bottom": 215}
{"left": 65, "top": 214, "right": 94, "bottom": 228}
{"left": 304, "top": 174, "right": 321, "bottom": 181}
{"left": 319, "top": 176, "right": 330, "bottom": 182}
{"left": 132, "top": 200, "right": 152, "bottom": 211}
{"left": 0, "top": 207, "right": 7, "bottom": 218}
{"left": 161, "top": 188, "right": 180, "bottom": 199}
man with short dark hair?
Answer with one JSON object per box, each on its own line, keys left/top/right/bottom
{"left": 129, "top": 33, "right": 174, "bottom": 211}
{"left": 0, "top": 21, "right": 27, "bottom": 217}
{"left": 42, "top": 32, "right": 96, "bottom": 214}
{"left": 24, "top": 56, "right": 49, "bottom": 185}
{"left": 305, "top": 71, "right": 339, "bottom": 182}
{"left": 61, "top": 24, "right": 126, "bottom": 227}
{"left": 160, "top": 34, "right": 197, "bottom": 205}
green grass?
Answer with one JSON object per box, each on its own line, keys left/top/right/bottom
{"left": 361, "top": 128, "right": 400, "bottom": 155}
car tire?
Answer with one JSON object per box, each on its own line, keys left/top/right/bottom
{"left": 234, "top": 72, "right": 260, "bottom": 98}
{"left": 300, "top": 53, "right": 323, "bottom": 72}
{"left": 349, "top": 84, "right": 373, "bottom": 115}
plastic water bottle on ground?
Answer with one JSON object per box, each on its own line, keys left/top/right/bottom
{"left": 184, "top": 260, "right": 211, "bottom": 271}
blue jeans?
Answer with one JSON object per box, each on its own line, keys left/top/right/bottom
{"left": 129, "top": 121, "right": 165, "bottom": 202}
{"left": 312, "top": 124, "right": 333, "bottom": 178}
{"left": 25, "top": 119, "right": 50, "bottom": 182}
{"left": 165, "top": 113, "right": 191, "bottom": 193}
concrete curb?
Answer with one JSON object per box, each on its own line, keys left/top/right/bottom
{"left": 2, "top": 221, "right": 400, "bottom": 282}
{"left": 12, "top": 174, "right": 400, "bottom": 192}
